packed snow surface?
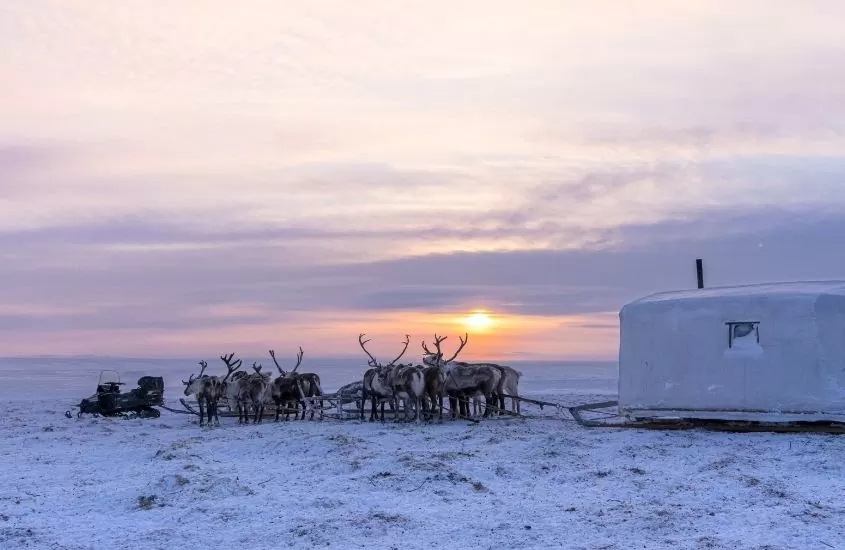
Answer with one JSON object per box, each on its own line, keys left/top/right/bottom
{"left": 2, "top": 359, "right": 845, "bottom": 549}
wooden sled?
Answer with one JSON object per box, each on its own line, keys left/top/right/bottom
{"left": 568, "top": 400, "right": 845, "bottom": 434}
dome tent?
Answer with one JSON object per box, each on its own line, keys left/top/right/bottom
{"left": 618, "top": 280, "right": 845, "bottom": 423}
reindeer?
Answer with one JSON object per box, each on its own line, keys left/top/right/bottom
{"left": 491, "top": 364, "right": 522, "bottom": 414}
{"left": 268, "top": 347, "right": 308, "bottom": 421}
{"left": 182, "top": 360, "right": 222, "bottom": 427}
{"left": 377, "top": 362, "right": 425, "bottom": 422}
{"left": 269, "top": 347, "right": 323, "bottom": 420}
{"left": 422, "top": 333, "right": 522, "bottom": 416}
{"left": 240, "top": 362, "right": 273, "bottom": 423}
{"left": 422, "top": 333, "right": 501, "bottom": 419}
{"left": 421, "top": 363, "right": 446, "bottom": 421}
{"left": 217, "top": 352, "right": 252, "bottom": 424}
{"left": 358, "top": 333, "right": 410, "bottom": 421}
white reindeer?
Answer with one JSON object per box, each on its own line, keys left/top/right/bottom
{"left": 378, "top": 363, "right": 425, "bottom": 422}
{"left": 217, "top": 353, "right": 251, "bottom": 424}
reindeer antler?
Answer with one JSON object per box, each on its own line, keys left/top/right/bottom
{"left": 443, "top": 333, "right": 469, "bottom": 364}
{"left": 292, "top": 346, "right": 304, "bottom": 373}
{"left": 358, "top": 333, "right": 378, "bottom": 366}
{"left": 269, "top": 349, "right": 284, "bottom": 374}
{"left": 184, "top": 360, "right": 208, "bottom": 385}
{"left": 220, "top": 352, "right": 243, "bottom": 381}
{"left": 432, "top": 334, "right": 448, "bottom": 358}
{"left": 421, "top": 339, "right": 433, "bottom": 355}
{"left": 387, "top": 334, "right": 410, "bottom": 366}
{"left": 252, "top": 362, "right": 263, "bottom": 374}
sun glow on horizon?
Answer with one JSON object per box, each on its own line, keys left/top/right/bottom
{"left": 462, "top": 311, "right": 495, "bottom": 332}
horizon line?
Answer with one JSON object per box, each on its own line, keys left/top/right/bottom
{"left": 0, "top": 353, "right": 619, "bottom": 364}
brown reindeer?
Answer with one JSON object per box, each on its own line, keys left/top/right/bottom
{"left": 358, "top": 333, "right": 409, "bottom": 421}
{"left": 422, "top": 363, "right": 446, "bottom": 421}
{"left": 182, "top": 360, "right": 222, "bottom": 427}
{"left": 269, "top": 347, "right": 323, "bottom": 420}
{"left": 269, "top": 347, "right": 308, "bottom": 421}
{"left": 422, "top": 333, "right": 502, "bottom": 418}
{"left": 424, "top": 333, "right": 522, "bottom": 415}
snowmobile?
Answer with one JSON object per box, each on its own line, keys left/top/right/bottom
{"left": 69, "top": 370, "right": 164, "bottom": 419}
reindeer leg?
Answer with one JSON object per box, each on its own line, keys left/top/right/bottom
{"left": 197, "top": 398, "right": 205, "bottom": 427}
{"left": 483, "top": 393, "right": 493, "bottom": 418}
{"left": 311, "top": 390, "right": 321, "bottom": 421}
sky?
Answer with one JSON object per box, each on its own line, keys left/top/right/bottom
{"left": 1, "top": 1, "right": 844, "bottom": 361}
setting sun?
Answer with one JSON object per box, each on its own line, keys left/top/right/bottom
{"left": 463, "top": 311, "right": 494, "bottom": 331}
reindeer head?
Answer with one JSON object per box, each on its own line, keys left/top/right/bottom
{"left": 252, "top": 362, "right": 272, "bottom": 380}
{"left": 421, "top": 333, "right": 468, "bottom": 368}
{"left": 182, "top": 360, "right": 208, "bottom": 396}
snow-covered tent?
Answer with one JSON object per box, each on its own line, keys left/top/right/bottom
{"left": 618, "top": 281, "right": 845, "bottom": 423}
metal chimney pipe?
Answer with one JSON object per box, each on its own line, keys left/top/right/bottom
{"left": 696, "top": 258, "right": 704, "bottom": 289}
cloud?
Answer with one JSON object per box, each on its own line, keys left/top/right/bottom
{"left": 1, "top": 205, "right": 843, "bottom": 339}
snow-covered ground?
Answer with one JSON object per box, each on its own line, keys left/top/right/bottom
{"left": 3, "top": 388, "right": 845, "bottom": 550}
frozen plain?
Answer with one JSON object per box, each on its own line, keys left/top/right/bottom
{"left": 1, "top": 358, "right": 844, "bottom": 549}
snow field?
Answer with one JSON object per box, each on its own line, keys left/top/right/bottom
{"left": 2, "top": 395, "right": 845, "bottom": 549}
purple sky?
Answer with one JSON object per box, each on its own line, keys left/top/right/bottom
{"left": 1, "top": 2, "right": 844, "bottom": 359}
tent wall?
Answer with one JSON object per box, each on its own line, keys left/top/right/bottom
{"left": 618, "top": 283, "right": 845, "bottom": 422}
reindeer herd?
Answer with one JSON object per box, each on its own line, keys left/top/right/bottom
{"left": 182, "top": 333, "right": 521, "bottom": 427}
{"left": 182, "top": 348, "right": 323, "bottom": 426}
